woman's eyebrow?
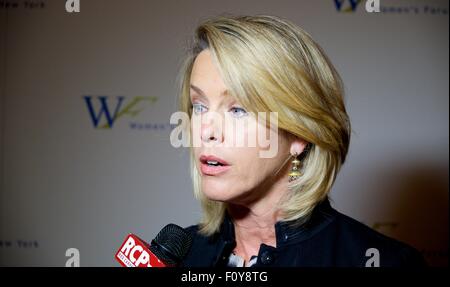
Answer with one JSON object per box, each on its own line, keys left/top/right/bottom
{"left": 190, "top": 84, "right": 206, "bottom": 98}
{"left": 190, "top": 84, "right": 229, "bottom": 99}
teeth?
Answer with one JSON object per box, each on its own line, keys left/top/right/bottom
{"left": 206, "top": 160, "right": 223, "bottom": 166}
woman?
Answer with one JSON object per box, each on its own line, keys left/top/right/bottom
{"left": 177, "top": 15, "right": 426, "bottom": 267}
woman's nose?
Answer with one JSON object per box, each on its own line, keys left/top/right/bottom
{"left": 200, "top": 113, "right": 224, "bottom": 143}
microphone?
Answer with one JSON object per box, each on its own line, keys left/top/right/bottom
{"left": 115, "top": 224, "right": 192, "bottom": 267}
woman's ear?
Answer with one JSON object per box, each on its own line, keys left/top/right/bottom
{"left": 290, "top": 139, "right": 308, "bottom": 156}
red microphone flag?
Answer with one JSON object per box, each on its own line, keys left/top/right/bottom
{"left": 115, "top": 234, "right": 167, "bottom": 267}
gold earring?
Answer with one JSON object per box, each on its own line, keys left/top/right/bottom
{"left": 288, "top": 154, "right": 302, "bottom": 182}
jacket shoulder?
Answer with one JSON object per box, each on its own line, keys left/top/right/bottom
{"left": 185, "top": 224, "right": 199, "bottom": 235}
{"left": 181, "top": 224, "right": 218, "bottom": 267}
{"left": 331, "top": 211, "right": 427, "bottom": 267}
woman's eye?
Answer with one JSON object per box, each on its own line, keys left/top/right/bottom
{"left": 229, "top": 107, "right": 248, "bottom": 118}
{"left": 192, "top": 103, "right": 207, "bottom": 114}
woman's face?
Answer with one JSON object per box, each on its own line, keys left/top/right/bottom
{"left": 190, "top": 49, "right": 293, "bottom": 205}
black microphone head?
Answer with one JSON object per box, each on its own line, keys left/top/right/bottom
{"left": 149, "top": 224, "right": 192, "bottom": 266}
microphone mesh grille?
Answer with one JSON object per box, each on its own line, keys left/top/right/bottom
{"left": 150, "top": 224, "right": 192, "bottom": 265}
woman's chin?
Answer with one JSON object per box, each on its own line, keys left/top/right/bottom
{"left": 201, "top": 182, "right": 234, "bottom": 202}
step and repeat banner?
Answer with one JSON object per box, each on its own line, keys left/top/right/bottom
{"left": 0, "top": 0, "right": 448, "bottom": 266}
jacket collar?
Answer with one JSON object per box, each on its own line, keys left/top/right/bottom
{"left": 273, "top": 197, "right": 336, "bottom": 247}
{"left": 211, "top": 197, "right": 337, "bottom": 266}
{"left": 217, "top": 196, "right": 336, "bottom": 249}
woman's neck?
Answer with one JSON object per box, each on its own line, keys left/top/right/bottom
{"left": 226, "top": 177, "right": 288, "bottom": 264}
{"left": 230, "top": 207, "right": 278, "bottom": 264}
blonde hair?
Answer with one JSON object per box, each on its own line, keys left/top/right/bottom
{"left": 178, "top": 15, "right": 351, "bottom": 236}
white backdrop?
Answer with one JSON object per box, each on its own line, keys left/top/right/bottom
{"left": 0, "top": 0, "right": 448, "bottom": 266}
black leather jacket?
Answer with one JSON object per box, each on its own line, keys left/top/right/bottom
{"left": 181, "top": 198, "right": 426, "bottom": 267}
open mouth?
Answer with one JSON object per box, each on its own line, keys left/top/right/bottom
{"left": 200, "top": 155, "right": 229, "bottom": 166}
{"left": 204, "top": 160, "right": 225, "bottom": 167}
{"left": 199, "top": 155, "right": 231, "bottom": 175}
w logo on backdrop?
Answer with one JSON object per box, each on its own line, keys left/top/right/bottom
{"left": 334, "top": 0, "right": 363, "bottom": 12}
{"left": 83, "top": 96, "right": 157, "bottom": 129}
{"left": 334, "top": 0, "right": 380, "bottom": 13}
